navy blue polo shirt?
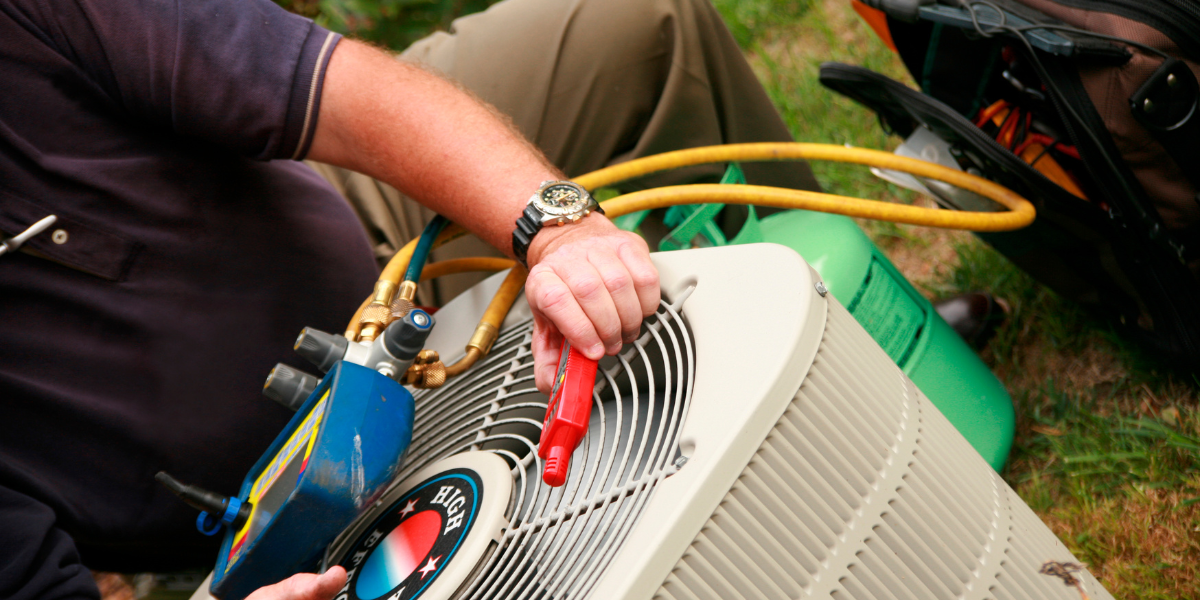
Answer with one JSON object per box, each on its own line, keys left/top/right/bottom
{"left": 0, "top": 0, "right": 379, "bottom": 597}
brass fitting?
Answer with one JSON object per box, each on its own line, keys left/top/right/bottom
{"left": 466, "top": 322, "right": 499, "bottom": 355}
{"left": 386, "top": 280, "right": 420, "bottom": 323}
{"left": 397, "top": 280, "right": 419, "bottom": 303}
{"left": 358, "top": 303, "right": 391, "bottom": 342}
{"left": 403, "top": 349, "right": 447, "bottom": 389}
{"left": 390, "top": 297, "right": 415, "bottom": 320}
{"left": 358, "top": 280, "right": 400, "bottom": 341}
{"left": 370, "top": 280, "right": 400, "bottom": 306}
{"left": 440, "top": 323, "right": 501, "bottom": 379}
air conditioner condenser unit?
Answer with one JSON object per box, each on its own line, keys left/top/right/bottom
{"left": 308, "top": 243, "right": 1111, "bottom": 600}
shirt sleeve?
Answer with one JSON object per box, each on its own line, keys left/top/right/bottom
{"left": 0, "top": 485, "right": 99, "bottom": 600}
{"left": 27, "top": 0, "right": 339, "bottom": 160}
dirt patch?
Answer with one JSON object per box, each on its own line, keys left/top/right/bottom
{"left": 1030, "top": 487, "right": 1200, "bottom": 598}
{"left": 994, "top": 337, "right": 1129, "bottom": 397}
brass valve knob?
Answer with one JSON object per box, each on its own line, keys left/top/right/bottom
{"left": 403, "top": 350, "right": 447, "bottom": 389}
{"left": 358, "top": 303, "right": 392, "bottom": 341}
{"left": 390, "top": 297, "right": 415, "bottom": 320}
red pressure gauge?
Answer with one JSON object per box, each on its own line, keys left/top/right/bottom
{"left": 537, "top": 343, "right": 599, "bottom": 487}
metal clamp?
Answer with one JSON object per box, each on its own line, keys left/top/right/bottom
{"left": 0, "top": 215, "right": 57, "bottom": 258}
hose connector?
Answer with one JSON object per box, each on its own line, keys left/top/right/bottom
{"left": 467, "top": 322, "right": 499, "bottom": 356}
{"left": 359, "top": 281, "right": 399, "bottom": 342}
{"left": 403, "top": 349, "right": 447, "bottom": 388}
{"left": 390, "top": 280, "right": 419, "bottom": 320}
{"left": 397, "top": 280, "right": 418, "bottom": 302}
{"left": 390, "top": 297, "right": 415, "bottom": 320}
{"left": 440, "top": 264, "right": 523, "bottom": 379}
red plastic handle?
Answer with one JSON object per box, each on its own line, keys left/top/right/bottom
{"left": 538, "top": 344, "right": 598, "bottom": 487}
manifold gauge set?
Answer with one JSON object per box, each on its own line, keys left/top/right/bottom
{"left": 180, "top": 245, "right": 1114, "bottom": 600}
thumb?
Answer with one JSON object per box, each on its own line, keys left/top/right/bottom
{"left": 531, "top": 313, "right": 564, "bottom": 394}
{"left": 246, "top": 567, "right": 347, "bottom": 600}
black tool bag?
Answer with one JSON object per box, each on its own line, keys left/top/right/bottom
{"left": 823, "top": 0, "right": 1200, "bottom": 370}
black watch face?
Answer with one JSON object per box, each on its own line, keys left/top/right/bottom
{"left": 536, "top": 183, "right": 586, "bottom": 216}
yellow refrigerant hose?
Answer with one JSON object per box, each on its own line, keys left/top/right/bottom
{"left": 350, "top": 142, "right": 1037, "bottom": 383}
{"left": 575, "top": 143, "right": 1033, "bottom": 230}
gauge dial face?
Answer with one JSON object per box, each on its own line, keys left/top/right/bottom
{"left": 534, "top": 183, "right": 586, "bottom": 216}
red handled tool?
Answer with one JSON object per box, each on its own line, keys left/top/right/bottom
{"left": 538, "top": 343, "right": 599, "bottom": 487}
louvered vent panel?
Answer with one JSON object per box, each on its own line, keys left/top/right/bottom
{"left": 655, "top": 300, "right": 1110, "bottom": 600}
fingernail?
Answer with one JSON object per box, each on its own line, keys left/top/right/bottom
{"left": 587, "top": 343, "right": 604, "bottom": 359}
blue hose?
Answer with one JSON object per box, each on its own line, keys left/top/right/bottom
{"left": 405, "top": 215, "right": 449, "bottom": 284}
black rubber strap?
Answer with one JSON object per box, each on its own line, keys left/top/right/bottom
{"left": 512, "top": 204, "right": 543, "bottom": 267}
{"left": 511, "top": 201, "right": 605, "bottom": 267}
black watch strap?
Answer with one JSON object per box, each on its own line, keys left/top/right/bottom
{"left": 511, "top": 202, "right": 605, "bottom": 267}
{"left": 512, "top": 204, "right": 544, "bottom": 267}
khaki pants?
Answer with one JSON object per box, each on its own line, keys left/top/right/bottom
{"left": 310, "top": 0, "right": 819, "bottom": 303}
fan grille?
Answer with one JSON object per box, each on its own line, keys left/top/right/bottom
{"left": 395, "top": 294, "right": 696, "bottom": 600}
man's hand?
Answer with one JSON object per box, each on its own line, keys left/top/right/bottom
{"left": 525, "top": 216, "right": 659, "bottom": 393}
{"left": 244, "top": 567, "right": 347, "bottom": 600}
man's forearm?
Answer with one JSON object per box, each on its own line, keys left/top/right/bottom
{"left": 308, "top": 39, "right": 559, "bottom": 255}
{"left": 307, "top": 38, "right": 659, "bottom": 388}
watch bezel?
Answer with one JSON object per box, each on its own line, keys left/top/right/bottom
{"left": 513, "top": 180, "right": 603, "bottom": 267}
{"left": 530, "top": 181, "right": 591, "bottom": 218}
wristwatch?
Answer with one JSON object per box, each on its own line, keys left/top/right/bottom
{"left": 511, "top": 180, "right": 604, "bottom": 266}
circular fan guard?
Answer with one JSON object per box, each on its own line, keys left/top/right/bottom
{"left": 392, "top": 293, "right": 695, "bottom": 600}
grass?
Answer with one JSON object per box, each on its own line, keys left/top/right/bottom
{"left": 714, "top": 0, "right": 958, "bottom": 273}
{"left": 1015, "top": 393, "right": 1200, "bottom": 598}
{"left": 718, "top": 0, "right": 911, "bottom": 200}
{"left": 724, "top": 0, "right": 1200, "bottom": 596}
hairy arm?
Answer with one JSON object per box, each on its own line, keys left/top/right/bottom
{"left": 307, "top": 40, "right": 659, "bottom": 392}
